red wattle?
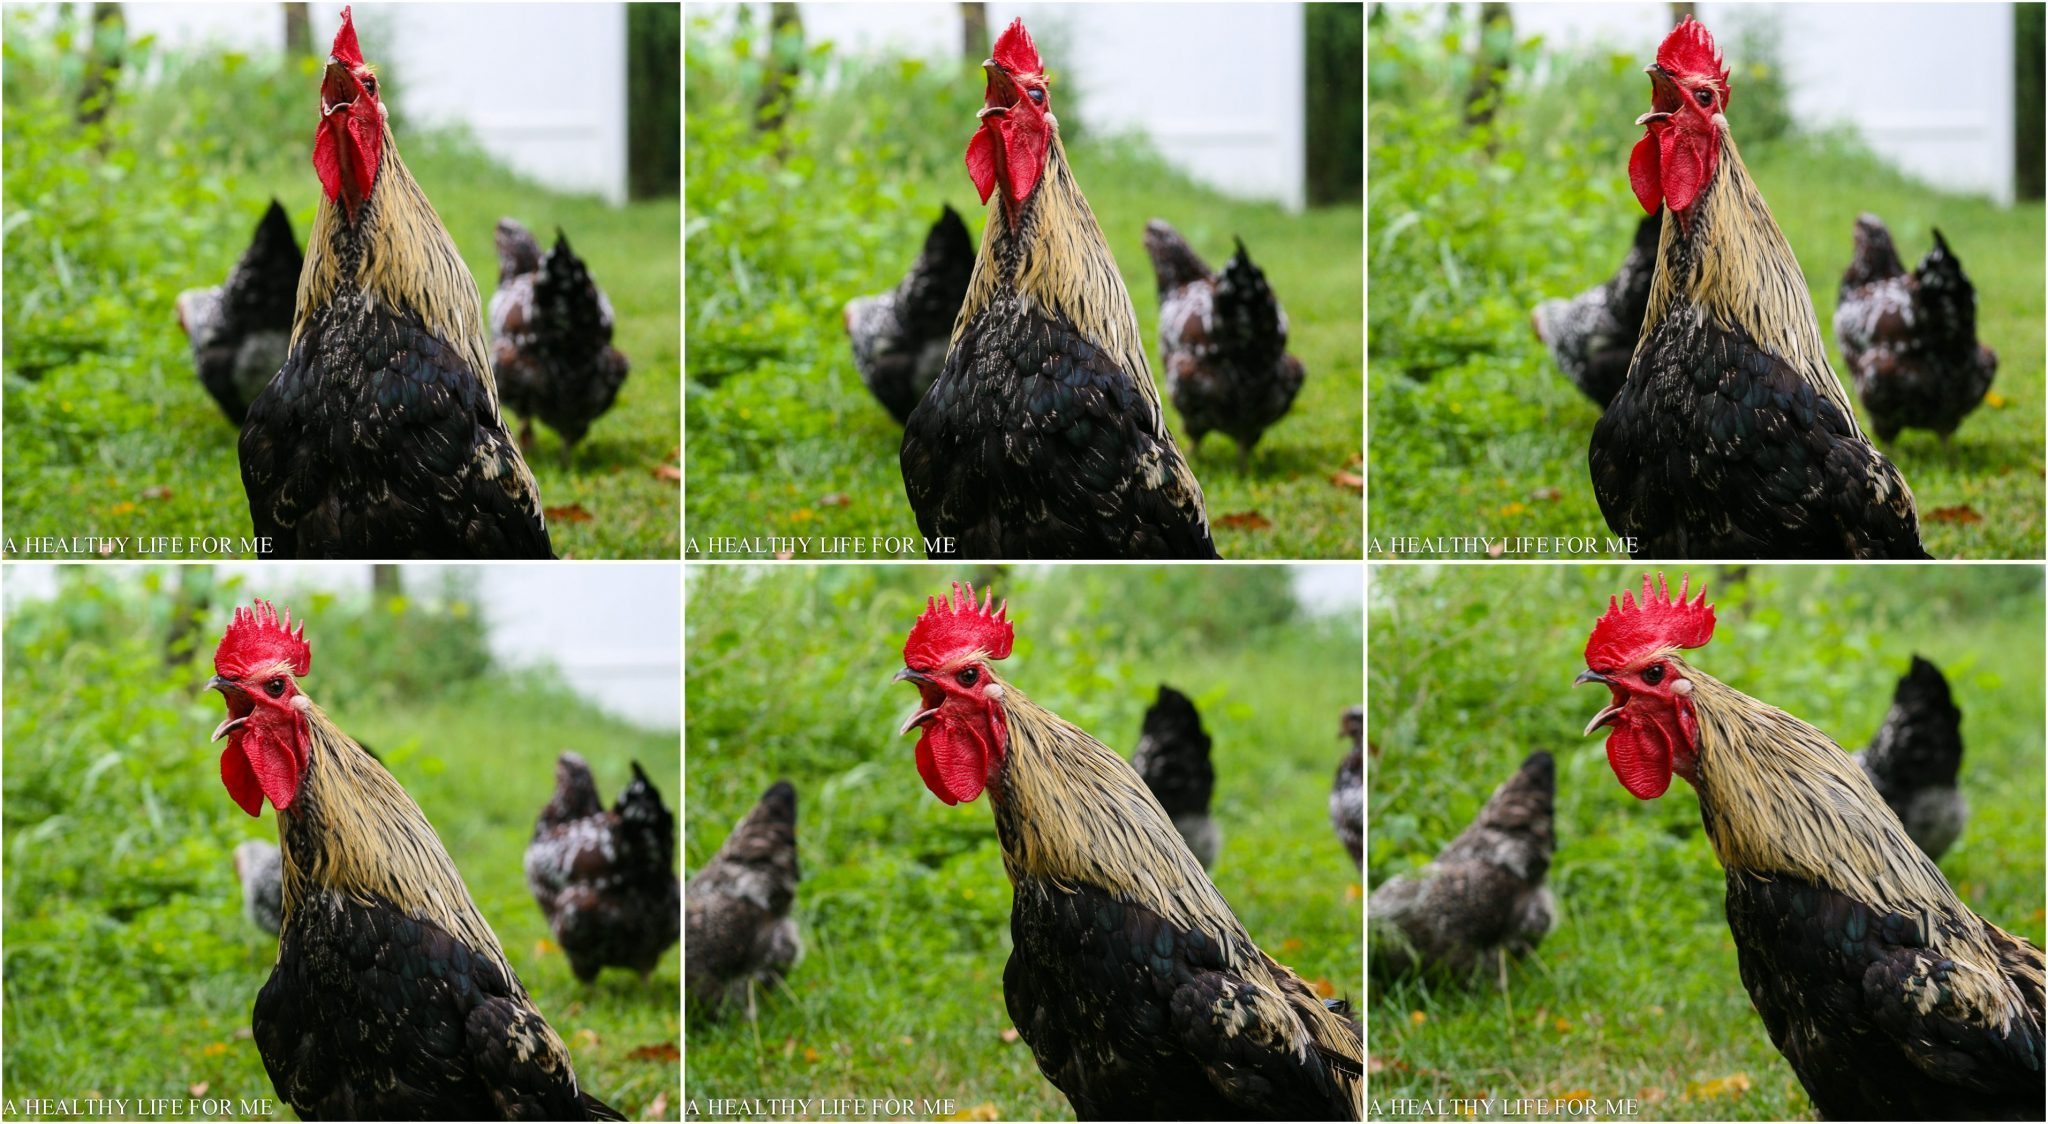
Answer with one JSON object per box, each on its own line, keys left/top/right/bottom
{"left": 966, "top": 128, "right": 998, "bottom": 205}
{"left": 221, "top": 742, "right": 265, "bottom": 818}
{"left": 915, "top": 736, "right": 955, "bottom": 806}
{"left": 917, "top": 724, "right": 989, "bottom": 805}
{"left": 1629, "top": 133, "right": 1662, "bottom": 214}
{"left": 1604, "top": 724, "right": 1673, "bottom": 800}
{"left": 1660, "top": 130, "right": 1708, "bottom": 214}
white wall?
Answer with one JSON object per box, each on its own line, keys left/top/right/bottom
{"left": 110, "top": 2, "right": 632, "bottom": 204}
{"left": 1500, "top": 2, "right": 2018, "bottom": 203}
{"left": 724, "top": 2, "right": 1310, "bottom": 209}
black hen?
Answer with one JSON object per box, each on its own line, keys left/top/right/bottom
{"left": 1332, "top": 706, "right": 1363, "bottom": 868}
{"left": 685, "top": 780, "right": 802, "bottom": 1020}
{"left": 1128, "top": 684, "right": 1219, "bottom": 869}
{"left": 1532, "top": 212, "right": 1659, "bottom": 408}
{"left": 1834, "top": 215, "right": 1998, "bottom": 444}
{"left": 490, "top": 219, "right": 632, "bottom": 457}
{"left": 1144, "top": 220, "right": 1306, "bottom": 465}
{"left": 845, "top": 204, "right": 975, "bottom": 423}
{"left": 1853, "top": 655, "right": 1967, "bottom": 860}
{"left": 1368, "top": 750, "right": 1556, "bottom": 985}
{"left": 525, "top": 753, "right": 680, "bottom": 983}
{"left": 177, "top": 199, "right": 303, "bottom": 426}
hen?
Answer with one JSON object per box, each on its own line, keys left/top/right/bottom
{"left": 1143, "top": 220, "right": 1306, "bottom": 464}
{"left": 1834, "top": 214, "right": 1998, "bottom": 444}
{"left": 177, "top": 199, "right": 303, "bottom": 427}
{"left": 1579, "top": 574, "right": 2042, "bottom": 1118}
{"left": 525, "top": 752, "right": 680, "bottom": 983}
{"left": 1331, "top": 707, "right": 1363, "bottom": 868}
{"left": 489, "top": 218, "right": 631, "bottom": 457}
{"left": 685, "top": 779, "right": 802, "bottom": 1020}
{"left": 1532, "top": 212, "right": 1659, "bottom": 409}
{"left": 233, "top": 838, "right": 284, "bottom": 936}
{"left": 239, "top": 8, "right": 553, "bottom": 558}
{"left": 1367, "top": 750, "right": 1556, "bottom": 985}
{"left": 1853, "top": 654, "right": 1967, "bottom": 860}
{"left": 1128, "top": 684, "right": 1219, "bottom": 870}
{"left": 895, "top": 584, "right": 1362, "bottom": 1118}
{"left": 206, "top": 601, "right": 617, "bottom": 1119}
{"left": 1590, "top": 19, "right": 1928, "bottom": 559}
{"left": 844, "top": 204, "right": 975, "bottom": 424}
{"left": 900, "top": 21, "right": 1218, "bottom": 559}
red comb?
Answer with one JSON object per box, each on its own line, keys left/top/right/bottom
{"left": 330, "top": 5, "right": 363, "bottom": 67}
{"left": 992, "top": 18, "right": 1043, "bottom": 76}
{"left": 905, "top": 583, "right": 1014, "bottom": 669}
{"left": 216, "top": 600, "right": 312, "bottom": 678}
{"left": 1585, "top": 573, "right": 1715, "bottom": 670}
{"left": 1656, "top": 17, "right": 1729, "bottom": 90}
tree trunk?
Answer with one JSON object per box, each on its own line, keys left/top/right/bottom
{"left": 960, "top": 2, "right": 988, "bottom": 58}
{"left": 372, "top": 565, "right": 401, "bottom": 597}
{"left": 1462, "top": 2, "right": 1512, "bottom": 133}
{"left": 76, "top": 3, "right": 124, "bottom": 138}
{"left": 754, "top": 2, "right": 803, "bottom": 147}
{"left": 283, "top": 3, "right": 312, "bottom": 58}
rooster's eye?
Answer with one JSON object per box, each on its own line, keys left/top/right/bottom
{"left": 1693, "top": 87, "right": 1713, "bottom": 107}
{"left": 1027, "top": 88, "right": 1044, "bottom": 105}
{"left": 265, "top": 678, "right": 286, "bottom": 698}
{"left": 1643, "top": 664, "right": 1666, "bottom": 686}
{"left": 363, "top": 75, "right": 377, "bottom": 95}
{"left": 957, "top": 667, "right": 980, "bottom": 687}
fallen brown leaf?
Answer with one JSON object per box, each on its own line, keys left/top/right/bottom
{"left": 140, "top": 485, "right": 174, "bottom": 501}
{"left": 1928, "top": 504, "right": 1984, "bottom": 525}
{"left": 544, "top": 504, "right": 595, "bottom": 523}
{"left": 1684, "top": 1072, "right": 1752, "bottom": 1101}
{"left": 1310, "top": 977, "right": 1336, "bottom": 998}
{"left": 652, "top": 463, "right": 682, "bottom": 482}
{"left": 627, "top": 1042, "right": 679, "bottom": 1063}
{"left": 1330, "top": 470, "right": 1364, "bottom": 491}
{"left": 1278, "top": 938, "right": 1305, "bottom": 954}
{"left": 202, "top": 1041, "right": 230, "bottom": 1058}
{"left": 576, "top": 1028, "right": 600, "bottom": 1048}
{"left": 819, "top": 492, "right": 852, "bottom": 508}
{"left": 1529, "top": 486, "right": 1562, "bottom": 502}
{"left": 1216, "top": 511, "right": 1272, "bottom": 530}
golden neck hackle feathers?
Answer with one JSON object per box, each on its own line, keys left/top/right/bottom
{"left": 295, "top": 122, "right": 501, "bottom": 410}
{"left": 1639, "top": 132, "right": 1863, "bottom": 431}
{"left": 274, "top": 695, "right": 519, "bottom": 992}
{"left": 1680, "top": 663, "right": 2037, "bottom": 1029}
{"left": 957, "top": 126, "right": 1163, "bottom": 421}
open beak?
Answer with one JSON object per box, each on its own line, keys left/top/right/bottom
{"left": 893, "top": 668, "right": 939, "bottom": 735}
{"left": 1575, "top": 669, "right": 1622, "bottom": 735}
{"left": 978, "top": 60, "right": 1016, "bottom": 120}
{"left": 1638, "top": 64, "right": 1679, "bottom": 125}
{"left": 321, "top": 60, "right": 357, "bottom": 118}
{"left": 208, "top": 674, "right": 250, "bottom": 741}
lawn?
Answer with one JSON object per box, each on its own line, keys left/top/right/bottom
{"left": 0, "top": 570, "right": 682, "bottom": 1120}
{"left": 1365, "top": 564, "right": 2047, "bottom": 1121}
{"left": 684, "top": 14, "right": 1363, "bottom": 561}
{"left": 1366, "top": 13, "right": 2044, "bottom": 560}
{"left": 1, "top": 15, "right": 681, "bottom": 560}
{"left": 684, "top": 565, "right": 1364, "bottom": 1120}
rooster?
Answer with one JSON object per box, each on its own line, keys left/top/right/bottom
{"left": 1129, "top": 684, "right": 1219, "bottom": 870}
{"left": 1367, "top": 750, "right": 1555, "bottom": 986}
{"left": 239, "top": 8, "right": 553, "bottom": 559}
{"left": 1835, "top": 215, "right": 1998, "bottom": 444}
{"left": 525, "top": 753, "right": 680, "bottom": 983}
{"left": 1142, "top": 220, "right": 1306, "bottom": 465}
{"left": 177, "top": 199, "right": 303, "bottom": 426}
{"left": 685, "top": 779, "right": 802, "bottom": 1021}
{"left": 1590, "top": 19, "right": 1929, "bottom": 559}
{"left": 845, "top": 204, "right": 975, "bottom": 424}
{"left": 894, "top": 584, "right": 1361, "bottom": 1118}
{"left": 205, "top": 602, "right": 618, "bottom": 1119}
{"left": 1854, "top": 654, "right": 1967, "bottom": 860}
{"left": 490, "top": 218, "right": 631, "bottom": 457}
{"left": 900, "top": 21, "right": 1218, "bottom": 560}
{"left": 1576, "top": 574, "right": 2043, "bottom": 1118}
{"left": 1532, "top": 212, "right": 1659, "bottom": 409}
{"left": 1331, "top": 706, "right": 1363, "bottom": 868}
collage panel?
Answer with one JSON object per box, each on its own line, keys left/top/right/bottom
{"left": 1367, "top": 3, "right": 2044, "bottom": 560}
{"left": 0, "top": 563, "right": 682, "bottom": 1119}
{"left": 1365, "top": 563, "right": 2046, "bottom": 1120}
{"left": 683, "top": 2, "right": 1365, "bottom": 561}
{"left": 683, "top": 564, "right": 1365, "bottom": 1118}
{"left": 0, "top": 2, "right": 682, "bottom": 562}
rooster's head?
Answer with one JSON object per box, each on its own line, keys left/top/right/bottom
{"left": 314, "top": 6, "right": 387, "bottom": 223}
{"left": 1630, "top": 17, "right": 1729, "bottom": 219}
{"left": 209, "top": 601, "right": 314, "bottom": 817}
{"left": 896, "top": 583, "right": 1014, "bottom": 806}
{"left": 967, "top": 19, "right": 1053, "bottom": 225}
{"left": 1577, "top": 573, "right": 1716, "bottom": 800}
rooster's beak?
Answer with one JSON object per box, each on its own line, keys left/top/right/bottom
{"left": 207, "top": 675, "right": 249, "bottom": 741}
{"left": 979, "top": 61, "right": 1016, "bottom": 120}
{"left": 1576, "top": 669, "right": 1622, "bottom": 735}
{"left": 1639, "top": 64, "right": 1679, "bottom": 125}
{"left": 321, "top": 60, "right": 357, "bottom": 118}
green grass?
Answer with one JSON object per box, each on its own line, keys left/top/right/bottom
{"left": 1, "top": 571, "right": 681, "bottom": 1119}
{"left": 2, "top": 21, "right": 680, "bottom": 560}
{"left": 684, "top": 566, "right": 1363, "bottom": 1120}
{"left": 684, "top": 19, "right": 1362, "bottom": 560}
{"left": 1366, "top": 16, "right": 2044, "bottom": 560}
{"left": 1365, "top": 565, "right": 2046, "bottom": 1121}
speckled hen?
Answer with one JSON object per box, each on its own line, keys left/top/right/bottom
{"left": 489, "top": 219, "right": 631, "bottom": 457}
{"left": 1854, "top": 654, "right": 1967, "bottom": 860}
{"left": 525, "top": 753, "right": 680, "bottom": 983}
{"left": 685, "top": 780, "right": 802, "bottom": 1020}
{"left": 845, "top": 204, "right": 975, "bottom": 423}
{"left": 177, "top": 199, "right": 303, "bottom": 426}
{"left": 1834, "top": 214, "right": 1997, "bottom": 443}
{"left": 1532, "top": 212, "right": 1659, "bottom": 408}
